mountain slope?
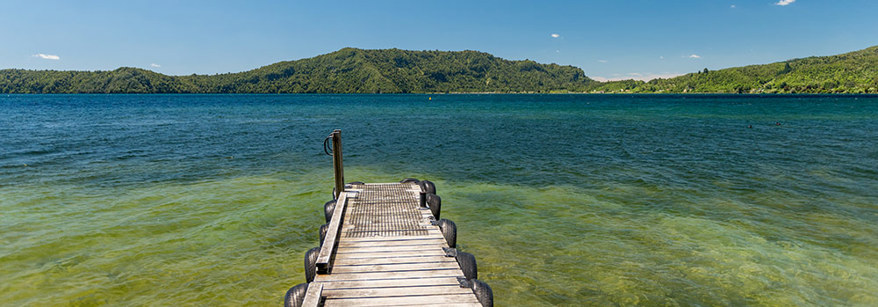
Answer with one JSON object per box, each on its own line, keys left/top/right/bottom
{"left": 0, "top": 48, "right": 594, "bottom": 94}
{"left": 592, "top": 45, "right": 878, "bottom": 94}
{"left": 0, "top": 67, "right": 185, "bottom": 93}
{"left": 2, "top": 46, "right": 876, "bottom": 94}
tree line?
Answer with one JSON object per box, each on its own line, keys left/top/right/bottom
{"left": 2, "top": 46, "right": 876, "bottom": 94}
{"left": 0, "top": 48, "right": 594, "bottom": 94}
{"left": 590, "top": 46, "right": 878, "bottom": 94}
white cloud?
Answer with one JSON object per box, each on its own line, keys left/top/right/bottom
{"left": 660, "top": 56, "right": 665, "bottom": 60}
{"left": 597, "top": 59, "right": 607, "bottom": 63}
{"left": 591, "top": 72, "right": 685, "bottom": 82}
{"left": 33, "top": 53, "right": 60, "bottom": 60}
{"left": 776, "top": 0, "right": 795, "bottom": 6}
{"left": 730, "top": 4, "right": 736, "bottom": 8}
{"left": 550, "top": 33, "right": 560, "bottom": 38}
{"left": 689, "top": 54, "right": 701, "bottom": 59}
{"left": 150, "top": 63, "right": 161, "bottom": 68}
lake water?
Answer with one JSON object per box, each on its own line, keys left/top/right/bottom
{"left": 1, "top": 94, "right": 876, "bottom": 306}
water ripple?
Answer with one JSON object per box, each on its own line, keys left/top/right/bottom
{"left": 1, "top": 94, "right": 877, "bottom": 305}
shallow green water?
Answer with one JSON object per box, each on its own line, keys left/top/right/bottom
{"left": 1, "top": 94, "right": 876, "bottom": 306}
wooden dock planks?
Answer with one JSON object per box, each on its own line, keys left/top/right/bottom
{"left": 305, "top": 182, "right": 480, "bottom": 306}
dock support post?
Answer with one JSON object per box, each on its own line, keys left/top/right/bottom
{"left": 331, "top": 130, "right": 344, "bottom": 199}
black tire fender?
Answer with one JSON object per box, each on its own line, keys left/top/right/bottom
{"left": 437, "top": 218, "right": 457, "bottom": 248}
{"left": 418, "top": 180, "right": 436, "bottom": 194}
{"left": 304, "top": 247, "right": 319, "bottom": 282}
{"left": 323, "top": 200, "right": 336, "bottom": 223}
{"left": 283, "top": 283, "right": 309, "bottom": 307}
{"left": 456, "top": 251, "right": 478, "bottom": 280}
{"left": 471, "top": 279, "right": 494, "bottom": 307}
{"left": 318, "top": 224, "right": 328, "bottom": 246}
{"left": 426, "top": 193, "right": 441, "bottom": 220}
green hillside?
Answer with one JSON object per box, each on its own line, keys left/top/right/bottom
{"left": 2, "top": 46, "right": 876, "bottom": 94}
{"left": 0, "top": 48, "right": 593, "bottom": 93}
{"left": 593, "top": 46, "right": 878, "bottom": 94}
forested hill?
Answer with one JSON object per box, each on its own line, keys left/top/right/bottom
{"left": 593, "top": 45, "right": 878, "bottom": 94}
{"left": 3, "top": 46, "right": 877, "bottom": 94}
{"left": 0, "top": 48, "right": 594, "bottom": 94}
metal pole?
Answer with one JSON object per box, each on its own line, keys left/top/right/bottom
{"left": 331, "top": 130, "right": 344, "bottom": 199}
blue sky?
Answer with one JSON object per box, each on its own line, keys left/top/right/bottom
{"left": 2, "top": 0, "right": 876, "bottom": 81}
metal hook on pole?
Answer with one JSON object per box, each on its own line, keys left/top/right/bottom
{"left": 323, "top": 135, "right": 333, "bottom": 156}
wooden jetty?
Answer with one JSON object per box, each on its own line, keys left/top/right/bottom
{"left": 284, "top": 130, "right": 493, "bottom": 307}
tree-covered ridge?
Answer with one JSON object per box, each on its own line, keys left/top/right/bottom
{"left": 0, "top": 48, "right": 594, "bottom": 94}
{"left": 593, "top": 46, "right": 878, "bottom": 94}
{"left": 2, "top": 46, "right": 876, "bottom": 94}
{"left": 0, "top": 67, "right": 185, "bottom": 94}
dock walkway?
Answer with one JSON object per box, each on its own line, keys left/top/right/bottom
{"left": 306, "top": 181, "right": 482, "bottom": 306}
{"left": 284, "top": 130, "right": 492, "bottom": 306}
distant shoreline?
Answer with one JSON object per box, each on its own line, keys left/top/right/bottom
{"left": 2, "top": 45, "right": 876, "bottom": 95}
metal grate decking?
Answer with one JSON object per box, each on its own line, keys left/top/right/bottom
{"left": 343, "top": 183, "right": 428, "bottom": 238}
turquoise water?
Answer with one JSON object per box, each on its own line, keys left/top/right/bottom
{"left": 1, "top": 94, "right": 876, "bottom": 306}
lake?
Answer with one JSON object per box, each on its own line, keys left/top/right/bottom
{"left": 1, "top": 94, "right": 876, "bottom": 305}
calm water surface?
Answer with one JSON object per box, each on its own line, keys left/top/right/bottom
{"left": 1, "top": 94, "right": 876, "bottom": 306}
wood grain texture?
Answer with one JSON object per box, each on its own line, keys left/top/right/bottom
{"left": 317, "top": 276, "right": 460, "bottom": 289}
{"left": 323, "top": 293, "right": 480, "bottom": 306}
{"left": 306, "top": 182, "right": 480, "bottom": 306}
{"left": 316, "top": 190, "right": 352, "bottom": 273}
{"left": 301, "top": 282, "right": 323, "bottom": 306}
{"left": 323, "top": 285, "right": 474, "bottom": 298}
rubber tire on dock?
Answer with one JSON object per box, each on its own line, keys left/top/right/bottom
{"left": 400, "top": 178, "right": 420, "bottom": 183}
{"left": 319, "top": 224, "right": 328, "bottom": 246}
{"left": 324, "top": 200, "right": 336, "bottom": 223}
{"left": 437, "top": 218, "right": 457, "bottom": 248}
{"left": 304, "top": 247, "right": 319, "bottom": 283}
{"left": 284, "top": 283, "right": 309, "bottom": 307}
{"left": 471, "top": 279, "right": 494, "bottom": 307}
{"left": 418, "top": 180, "right": 436, "bottom": 194}
{"left": 426, "top": 193, "right": 441, "bottom": 220}
{"left": 456, "top": 252, "right": 478, "bottom": 280}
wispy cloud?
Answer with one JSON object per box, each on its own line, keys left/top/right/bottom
{"left": 776, "top": 0, "right": 795, "bottom": 6}
{"left": 550, "top": 33, "right": 560, "bottom": 38}
{"left": 33, "top": 53, "right": 60, "bottom": 60}
{"left": 150, "top": 63, "right": 161, "bottom": 68}
{"left": 597, "top": 59, "right": 608, "bottom": 63}
{"left": 730, "top": 4, "right": 736, "bottom": 8}
{"left": 689, "top": 54, "right": 701, "bottom": 59}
